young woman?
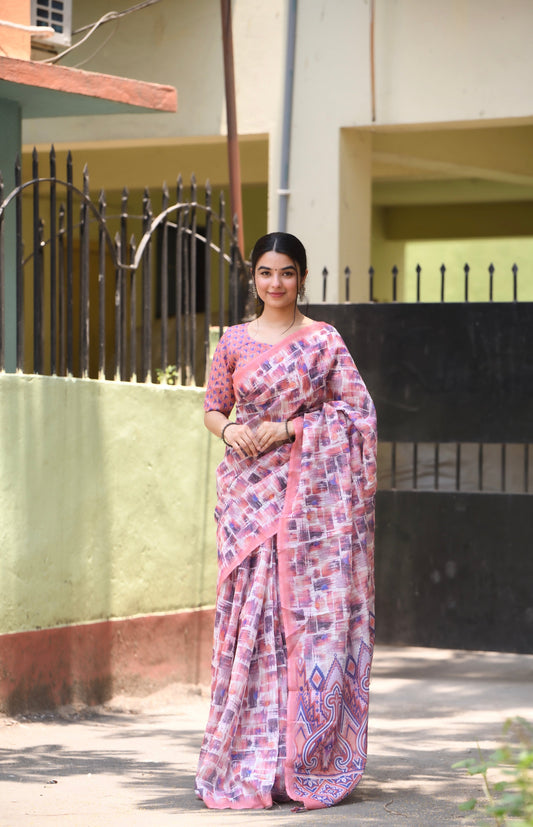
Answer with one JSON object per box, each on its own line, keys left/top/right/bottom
{"left": 195, "top": 232, "right": 377, "bottom": 810}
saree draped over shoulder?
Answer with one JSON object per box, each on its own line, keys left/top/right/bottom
{"left": 195, "top": 321, "right": 377, "bottom": 810}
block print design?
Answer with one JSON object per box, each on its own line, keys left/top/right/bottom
{"left": 196, "top": 321, "right": 377, "bottom": 810}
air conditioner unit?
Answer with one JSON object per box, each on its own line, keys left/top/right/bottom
{"left": 31, "top": 0, "right": 72, "bottom": 49}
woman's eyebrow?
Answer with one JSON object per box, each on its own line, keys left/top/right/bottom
{"left": 257, "top": 265, "right": 296, "bottom": 271}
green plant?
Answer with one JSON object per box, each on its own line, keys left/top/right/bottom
{"left": 156, "top": 365, "right": 180, "bottom": 385}
{"left": 453, "top": 717, "right": 533, "bottom": 825}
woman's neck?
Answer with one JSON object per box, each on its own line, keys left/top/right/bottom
{"left": 257, "top": 306, "right": 302, "bottom": 330}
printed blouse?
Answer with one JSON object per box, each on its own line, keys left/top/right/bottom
{"left": 204, "top": 323, "right": 271, "bottom": 415}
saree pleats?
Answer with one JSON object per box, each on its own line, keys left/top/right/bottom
{"left": 196, "top": 322, "right": 377, "bottom": 810}
{"left": 196, "top": 538, "right": 288, "bottom": 809}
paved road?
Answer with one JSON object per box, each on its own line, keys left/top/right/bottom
{"left": 1, "top": 645, "right": 532, "bottom": 826}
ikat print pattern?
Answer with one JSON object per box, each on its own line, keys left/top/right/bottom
{"left": 195, "top": 538, "right": 289, "bottom": 809}
{"left": 195, "top": 322, "right": 377, "bottom": 810}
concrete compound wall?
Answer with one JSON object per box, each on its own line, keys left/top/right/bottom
{"left": 0, "top": 374, "right": 223, "bottom": 713}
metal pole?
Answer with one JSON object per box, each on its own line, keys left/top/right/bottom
{"left": 278, "top": 0, "right": 297, "bottom": 232}
{"left": 220, "top": 0, "right": 244, "bottom": 256}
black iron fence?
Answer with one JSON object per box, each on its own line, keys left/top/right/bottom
{"left": 2, "top": 147, "right": 529, "bottom": 384}
{"left": 321, "top": 261, "right": 525, "bottom": 303}
{"left": 0, "top": 147, "right": 248, "bottom": 384}
{"left": 308, "top": 301, "right": 533, "bottom": 653}
{"left": 309, "top": 302, "right": 533, "bottom": 497}
{"left": 378, "top": 440, "right": 531, "bottom": 494}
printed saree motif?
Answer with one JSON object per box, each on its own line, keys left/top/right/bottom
{"left": 195, "top": 321, "right": 377, "bottom": 810}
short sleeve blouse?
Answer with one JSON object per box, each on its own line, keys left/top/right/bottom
{"left": 204, "top": 323, "right": 271, "bottom": 415}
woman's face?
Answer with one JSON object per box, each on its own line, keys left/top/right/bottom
{"left": 253, "top": 251, "right": 304, "bottom": 310}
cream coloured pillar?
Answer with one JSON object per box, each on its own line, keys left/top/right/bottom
{"left": 339, "top": 129, "right": 372, "bottom": 304}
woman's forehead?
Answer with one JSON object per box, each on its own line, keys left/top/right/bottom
{"left": 255, "top": 251, "right": 297, "bottom": 270}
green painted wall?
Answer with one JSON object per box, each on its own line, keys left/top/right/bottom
{"left": 0, "top": 375, "right": 223, "bottom": 634}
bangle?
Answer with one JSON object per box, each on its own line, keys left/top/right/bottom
{"left": 285, "top": 420, "right": 295, "bottom": 442}
{"left": 221, "top": 421, "right": 237, "bottom": 446}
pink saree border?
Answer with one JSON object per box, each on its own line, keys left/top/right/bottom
{"left": 276, "top": 416, "right": 304, "bottom": 648}
{"left": 232, "top": 320, "right": 325, "bottom": 389}
{"left": 216, "top": 321, "right": 324, "bottom": 591}
{"left": 276, "top": 413, "right": 326, "bottom": 809}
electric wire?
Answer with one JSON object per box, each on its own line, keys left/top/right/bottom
{"left": 39, "top": 0, "right": 162, "bottom": 64}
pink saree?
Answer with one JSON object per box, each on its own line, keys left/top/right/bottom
{"left": 196, "top": 321, "right": 377, "bottom": 810}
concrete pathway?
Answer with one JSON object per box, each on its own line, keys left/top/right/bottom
{"left": 1, "top": 645, "right": 532, "bottom": 826}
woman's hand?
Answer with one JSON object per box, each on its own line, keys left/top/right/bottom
{"left": 255, "top": 420, "right": 290, "bottom": 454}
{"left": 223, "top": 423, "right": 261, "bottom": 458}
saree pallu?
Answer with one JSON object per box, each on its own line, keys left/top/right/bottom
{"left": 195, "top": 322, "right": 377, "bottom": 810}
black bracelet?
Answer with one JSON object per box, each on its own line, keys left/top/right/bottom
{"left": 221, "top": 421, "right": 237, "bottom": 446}
{"left": 285, "top": 420, "right": 295, "bottom": 442}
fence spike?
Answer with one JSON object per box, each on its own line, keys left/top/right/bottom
{"left": 464, "top": 262, "right": 470, "bottom": 302}
{"left": 344, "top": 266, "right": 351, "bottom": 303}
{"left": 369, "top": 266, "right": 374, "bottom": 302}
{"left": 322, "top": 267, "right": 328, "bottom": 302}
{"left": 142, "top": 188, "right": 152, "bottom": 220}
{"left": 488, "top": 262, "right": 494, "bottom": 302}
{"left": 392, "top": 265, "right": 398, "bottom": 302}
{"left": 416, "top": 263, "right": 421, "bottom": 302}
{"left": 512, "top": 263, "right": 518, "bottom": 301}
{"left": 440, "top": 263, "right": 446, "bottom": 302}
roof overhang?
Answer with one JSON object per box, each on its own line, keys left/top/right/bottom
{"left": 0, "top": 55, "right": 177, "bottom": 118}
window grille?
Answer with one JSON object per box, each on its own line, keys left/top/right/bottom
{"left": 31, "top": 0, "right": 72, "bottom": 48}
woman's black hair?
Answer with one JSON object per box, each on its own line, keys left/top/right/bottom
{"left": 250, "top": 232, "right": 307, "bottom": 277}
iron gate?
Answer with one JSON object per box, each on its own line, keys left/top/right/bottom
{"left": 0, "top": 148, "right": 248, "bottom": 385}
{"left": 308, "top": 301, "right": 533, "bottom": 655}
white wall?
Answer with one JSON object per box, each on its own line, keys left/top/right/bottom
{"left": 279, "top": 0, "right": 372, "bottom": 299}
{"left": 374, "top": 0, "right": 533, "bottom": 126}
{"left": 281, "top": 0, "right": 533, "bottom": 300}
{"left": 23, "top": 0, "right": 286, "bottom": 145}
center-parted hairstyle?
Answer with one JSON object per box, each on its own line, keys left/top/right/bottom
{"left": 250, "top": 232, "right": 307, "bottom": 278}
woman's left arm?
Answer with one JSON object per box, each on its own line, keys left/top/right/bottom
{"left": 255, "top": 419, "right": 295, "bottom": 453}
